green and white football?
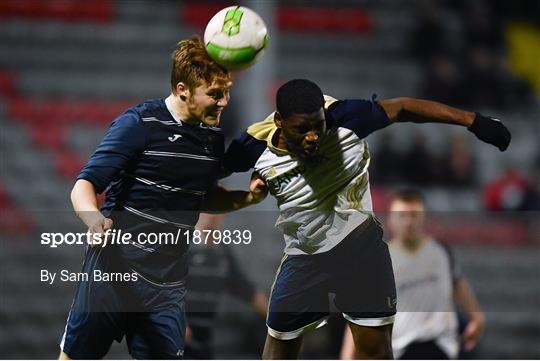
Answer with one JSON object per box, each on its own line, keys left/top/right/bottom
{"left": 204, "top": 6, "right": 268, "bottom": 70}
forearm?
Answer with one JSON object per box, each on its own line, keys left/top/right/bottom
{"left": 203, "top": 186, "right": 260, "bottom": 213}
{"left": 381, "top": 97, "right": 475, "bottom": 127}
{"left": 379, "top": 97, "right": 510, "bottom": 151}
{"left": 71, "top": 179, "right": 105, "bottom": 228}
{"left": 454, "top": 278, "right": 484, "bottom": 322}
{"left": 251, "top": 291, "right": 269, "bottom": 317}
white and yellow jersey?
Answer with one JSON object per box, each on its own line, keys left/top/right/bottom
{"left": 224, "top": 96, "right": 391, "bottom": 255}
{"left": 389, "top": 239, "right": 461, "bottom": 359}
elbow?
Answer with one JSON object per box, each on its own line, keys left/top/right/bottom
{"left": 393, "top": 97, "right": 413, "bottom": 118}
{"left": 71, "top": 179, "right": 97, "bottom": 210}
{"left": 70, "top": 180, "right": 82, "bottom": 210}
{"left": 393, "top": 97, "right": 413, "bottom": 105}
{"left": 391, "top": 97, "right": 426, "bottom": 123}
{"left": 380, "top": 97, "right": 411, "bottom": 123}
{"left": 70, "top": 182, "right": 78, "bottom": 205}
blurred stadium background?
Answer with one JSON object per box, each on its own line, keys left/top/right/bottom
{"left": 0, "top": 0, "right": 538, "bottom": 359}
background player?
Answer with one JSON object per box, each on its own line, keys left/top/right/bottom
{"left": 184, "top": 213, "right": 268, "bottom": 359}
{"left": 223, "top": 79, "right": 509, "bottom": 359}
{"left": 61, "top": 36, "right": 266, "bottom": 360}
{"left": 341, "top": 190, "right": 485, "bottom": 359}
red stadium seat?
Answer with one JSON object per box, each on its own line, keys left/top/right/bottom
{"left": 6, "top": 96, "right": 133, "bottom": 182}
{"left": 277, "top": 6, "right": 372, "bottom": 33}
{"left": 0, "top": 0, "right": 114, "bottom": 23}
{"left": 181, "top": 4, "right": 372, "bottom": 33}
{"left": 0, "top": 184, "right": 34, "bottom": 235}
{"left": 29, "top": 123, "right": 66, "bottom": 151}
{"left": 55, "top": 152, "right": 85, "bottom": 180}
{"left": 0, "top": 71, "right": 18, "bottom": 98}
{"left": 425, "top": 217, "right": 530, "bottom": 246}
{"left": 181, "top": 3, "right": 224, "bottom": 31}
{"left": 8, "top": 97, "right": 132, "bottom": 126}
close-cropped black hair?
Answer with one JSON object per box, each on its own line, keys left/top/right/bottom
{"left": 276, "top": 79, "right": 325, "bottom": 119}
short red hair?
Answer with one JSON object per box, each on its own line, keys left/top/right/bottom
{"left": 170, "top": 36, "right": 231, "bottom": 93}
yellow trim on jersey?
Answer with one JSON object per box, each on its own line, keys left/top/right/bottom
{"left": 345, "top": 142, "right": 370, "bottom": 209}
{"left": 324, "top": 95, "right": 338, "bottom": 109}
{"left": 347, "top": 173, "right": 369, "bottom": 209}
{"left": 246, "top": 113, "right": 289, "bottom": 154}
{"left": 246, "top": 113, "right": 276, "bottom": 142}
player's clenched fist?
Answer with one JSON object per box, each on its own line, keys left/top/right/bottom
{"left": 248, "top": 171, "right": 268, "bottom": 204}
{"left": 468, "top": 113, "right": 511, "bottom": 151}
{"left": 88, "top": 217, "right": 113, "bottom": 247}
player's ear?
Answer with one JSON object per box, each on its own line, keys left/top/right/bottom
{"left": 274, "top": 112, "right": 282, "bottom": 129}
{"left": 176, "top": 82, "right": 188, "bottom": 101}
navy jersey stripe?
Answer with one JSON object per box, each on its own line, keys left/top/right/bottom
{"left": 129, "top": 175, "right": 206, "bottom": 196}
{"left": 143, "top": 150, "right": 219, "bottom": 162}
{"left": 123, "top": 205, "right": 194, "bottom": 230}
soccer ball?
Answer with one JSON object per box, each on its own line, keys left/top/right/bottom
{"left": 204, "top": 6, "right": 268, "bottom": 71}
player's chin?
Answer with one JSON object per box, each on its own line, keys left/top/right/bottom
{"left": 299, "top": 150, "right": 320, "bottom": 164}
{"left": 203, "top": 115, "right": 220, "bottom": 127}
{"left": 303, "top": 147, "right": 319, "bottom": 158}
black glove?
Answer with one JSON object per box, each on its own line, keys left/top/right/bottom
{"left": 468, "top": 113, "right": 511, "bottom": 151}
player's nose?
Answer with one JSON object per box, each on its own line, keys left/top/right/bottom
{"left": 305, "top": 131, "right": 319, "bottom": 144}
{"left": 217, "top": 96, "right": 229, "bottom": 108}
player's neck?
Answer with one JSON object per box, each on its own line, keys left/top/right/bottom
{"left": 273, "top": 128, "right": 289, "bottom": 150}
{"left": 167, "top": 94, "right": 200, "bottom": 125}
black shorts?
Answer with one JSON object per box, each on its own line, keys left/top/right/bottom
{"left": 400, "top": 340, "right": 451, "bottom": 359}
{"left": 60, "top": 246, "right": 186, "bottom": 359}
{"left": 267, "top": 217, "right": 396, "bottom": 340}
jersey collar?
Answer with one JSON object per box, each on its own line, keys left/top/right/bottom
{"left": 165, "top": 96, "right": 183, "bottom": 125}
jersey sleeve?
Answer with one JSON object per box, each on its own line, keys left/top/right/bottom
{"left": 77, "top": 109, "right": 146, "bottom": 194}
{"left": 222, "top": 130, "right": 266, "bottom": 172}
{"left": 326, "top": 97, "right": 391, "bottom": 139}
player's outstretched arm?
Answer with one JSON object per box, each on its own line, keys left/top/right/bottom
{"left": 378, "top": 97, "right": 511, "bottom": 151}
{"left": 71, "top": 179, "right": 113, "bottom": 245}
{"left": 202, "top": 172, "right": 268, "bottom": 212}
{"left": 454, "top": 277, "right": 485, "bottom": 351}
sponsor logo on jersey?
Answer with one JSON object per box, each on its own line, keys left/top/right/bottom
{"left": 267, "top": 165, "right": 306, "bottom": 194}
{"left": 168, "top": 134, "right": 182, "bottom": 142}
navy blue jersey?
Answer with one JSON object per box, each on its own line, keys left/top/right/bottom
{"left": 78, "top": 98, "right": 225, "bottom": 282}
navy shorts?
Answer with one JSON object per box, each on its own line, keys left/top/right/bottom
{"left": 267, "top": 217, "right": 396, "bottom": 340}
{"left": 60, "top": 246, "right": 186, "bottom": 359}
